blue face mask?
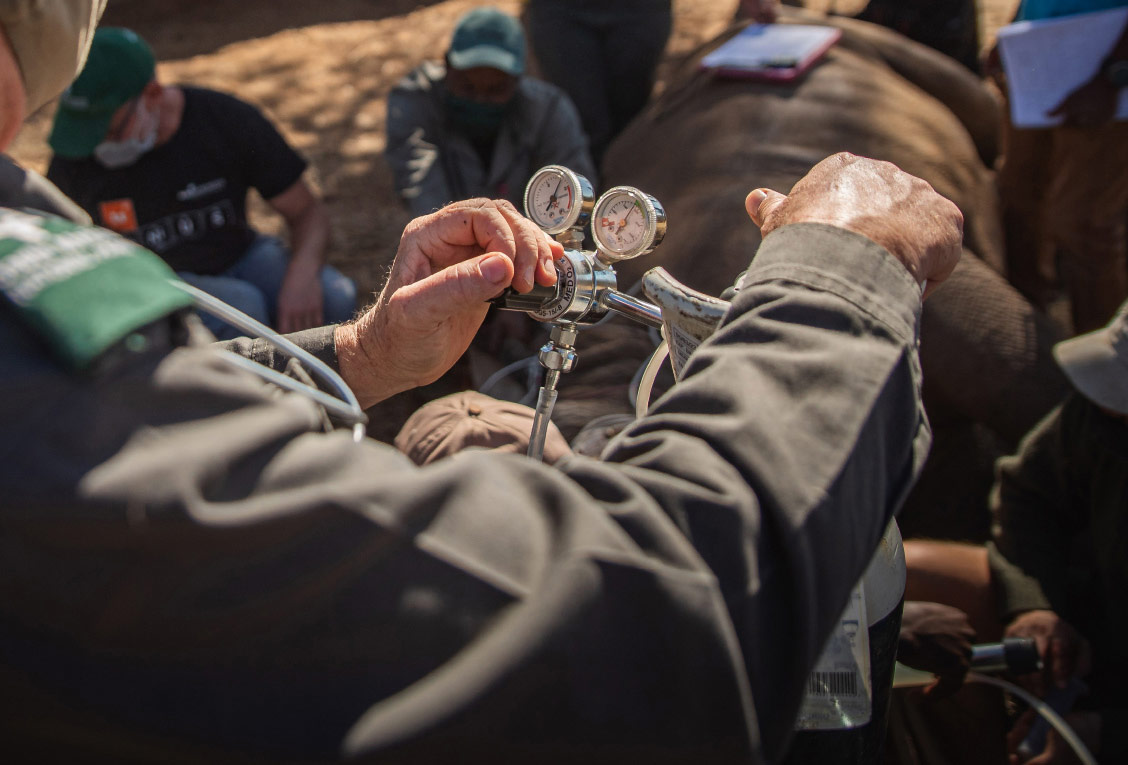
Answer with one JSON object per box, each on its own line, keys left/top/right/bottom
{"left": 444, "top": 92, "right": 511, "bottom": 141}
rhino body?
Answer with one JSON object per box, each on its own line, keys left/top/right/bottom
{"left": 551, "top": 11, "right": 1067, "bottom": 541}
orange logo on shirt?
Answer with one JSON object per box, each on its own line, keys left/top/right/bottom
{"left": 98, "top": 199, "right": 139, "bottom": 233}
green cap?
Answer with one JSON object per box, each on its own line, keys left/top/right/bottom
{"left": 447, "top": 7, "right": 524, "bottom": 76}
{"left": 47, "top": 27, "right": 155, "bottom": 159}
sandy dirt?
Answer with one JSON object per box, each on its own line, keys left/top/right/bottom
{"left": 11, "top": 0, "right": 744, "bottom": 298}
{"left": 9, "top": 0, "right": 1018, "bottom": 301}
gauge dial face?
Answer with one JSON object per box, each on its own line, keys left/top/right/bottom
{"left": 523, "top": 166, "right": 591, "bottom": 235}
{"left": 592, "top": 187, "right": 663, "bottom": 260}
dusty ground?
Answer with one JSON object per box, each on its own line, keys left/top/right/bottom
{"left": 9, "top": 0, "right": 1018, "bottom": 301}
{"left": 11, "top": 0, "right": 743, "bottom": 299}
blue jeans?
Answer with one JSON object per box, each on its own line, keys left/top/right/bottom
{"left": 178, "top": 235, "right": 358, "bottom": 340}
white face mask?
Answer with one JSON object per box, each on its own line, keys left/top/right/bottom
{"left": 93, "top": 97, "right": 158, "bottom": 168}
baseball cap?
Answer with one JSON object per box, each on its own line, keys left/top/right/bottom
{"left": 446, "top": 7, "right": 525, "bottom": 76}
{"left": 47, "top": 26, "right": 154, "bottom": 158}
{"left": 0, "top": 0, "right": 106, "bottom": 115}
{"left": 394, "top": 391, "right": 572, "bottom": 465}
{"left": 1053, "top": 301, "right": 1128, "bottom": 415}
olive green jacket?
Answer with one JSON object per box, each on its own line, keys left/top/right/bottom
{"left": 0, "top": 221, "right": 927, "bottom": 762}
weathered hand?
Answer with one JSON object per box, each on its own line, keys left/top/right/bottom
{"left": 735, "top": 0, "right": 780, "bottom": 23}
{"left": 1048, "top": 76, "right": 1118, "bottom": 127}
{"left": 277, "top": 264, "right": 324, "bottom": 333}
{"left": 745, "top": 153, "right": 963, "bottom": 297}
{"left": 1005, "top": 610, "right": 1091, "bottom": 697}
{"left": 982, "top": 42, "right": 1004, "bottom": 86}
{"left": 1007, "top": 709, "right": 1100, "bottom": 764}
{"left": 335, "top": 198, "right": 562, "bottom": 408}
{"left": 897, "top": 601, "right": 976, "bottom": 699}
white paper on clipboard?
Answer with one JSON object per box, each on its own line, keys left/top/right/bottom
{"left": 997, "top": 6, "right": 1128, "bottom": 128}
{"left": 698, "top": 23, "right": 841, "bottom": 82}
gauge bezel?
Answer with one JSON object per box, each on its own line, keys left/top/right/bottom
{"left": 523, "top": 165, "right": 593, "bottom": 236}
{"left": 591, "top": 186, "right": 667, "bottom": 261}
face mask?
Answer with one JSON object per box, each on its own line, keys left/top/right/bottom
{"left": 444, "top": 92, "right": 511, "bottom": 142}
{"left": 0, "top": 0, "right": 107, "bottom": 114}
{"left": 93, "top": 97, "right": 158, "bottom": 168}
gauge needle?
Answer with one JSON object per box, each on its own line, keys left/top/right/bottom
{"left": 616, "top": 206, "right": 638, "bottom": 233}
{"left": 546, "top": 178, "right": 564, "bottom": 212}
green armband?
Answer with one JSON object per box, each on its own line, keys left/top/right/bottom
{"left": 0, "top": 209, "right": 193, "bottom": 370}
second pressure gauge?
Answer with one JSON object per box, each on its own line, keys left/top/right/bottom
{"left": 523, "top": 165, "right": 594, "bottom": 235}
{"left": 592, "top": 186, "right": 667, "bottom": 261}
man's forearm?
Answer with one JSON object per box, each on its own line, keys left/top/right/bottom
{"left": 217, "top": 325, "right": 339, "bottom": 376}
{"left": 70, "top": 219, "right": 930, "bottom": 760}
{"left": 565, "top": 223, "right": 928, "bottom": 758}
{"left": 286, "top": 198, "right": 331, "bottom": 275}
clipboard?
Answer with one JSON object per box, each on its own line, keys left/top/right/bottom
{"left": 997, "top": 6, "right": 1128, "bottom": 128}
{"left": 698, "top": 23, "right": 842, "bottom": 82}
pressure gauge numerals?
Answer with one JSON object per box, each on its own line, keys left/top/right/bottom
{"left": 592, "top": 186, "right": 667, "bottom": 261}
{"left": 523, "top": 165, "right": 594, "bottom": 235}
{"left": 523, "top": 168, "right": 667, "bottom": 262}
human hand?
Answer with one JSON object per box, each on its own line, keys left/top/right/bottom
{"left": 735, "top": 0, "right": 780, "bottom": 23}
{"left": 1005, "top": 610, "right": 1091, "bottom": 697}
{"left": 335, "top": 198, "right": 562, "bottom": 407}
{"left": 1048, "top": 76, "right": 1118, "bottom": 127}
{"left": 982, "top": 43, "right": 1005, "bottom": 88}
{"left": 897, "top": 601, "right": 976, "bottom": 699}
{"left": 745, "top": 153, "right": 963, "bottom": 298}
{"left": 1006, "top": 709, "right": 1100, "bottom": 764}
{"left": 277, "top": 264, "right": 324, "bottom": 333}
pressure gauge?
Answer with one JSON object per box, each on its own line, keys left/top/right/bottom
{"left": 591, "top": 186, "right": 667, "bottom": 261}
{"left": 523, "top": 165, "right": 594, "bottom": 235}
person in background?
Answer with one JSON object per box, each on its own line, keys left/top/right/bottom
{"left": 851, "top": 0, "right": 980, "bottom": 72}
{"left": 988, "top": 299, "right": 1128, "bottom": 764}
{"left": 895, "top": 299, "right": 1128, "bottom": 764}
{"left": 385, "top": 6, "right": 595, "bottom": 217}
{"left": 735, "top": 0, "right": 781, "bottom": 23}
{"left": 523, "top": 0, "right": 672, "bottom": 168}
{"left": 995, "top": 1, "right": 1128, "bottom": 333}
{"left": 523, "top": 1, "right": 778, "bottom": 168}
{"left": 46, "top": 27, "right": 357, "bottom": 340}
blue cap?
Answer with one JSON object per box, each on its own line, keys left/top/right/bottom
{"left": 447, "top": 7, "right": 525, "bottom": 76}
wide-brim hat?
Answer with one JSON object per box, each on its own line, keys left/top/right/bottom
{"left": 1053, "top": 302, "right": 1128, "bottom": 415}
{"left": 47, "top": 26, "right": 154, "bottom": 158}
{"left": 394, "top": 391, "right": 571, "bottom": 465}
{"left": 446, "top": 7, "right": 524, "bottom": 76}
{"left": 0, "top": 0, "right": 107, "bottom": 115}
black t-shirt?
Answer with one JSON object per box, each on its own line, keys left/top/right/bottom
{"left": 47, "top": 87, "right": 307, "bottom": 275}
